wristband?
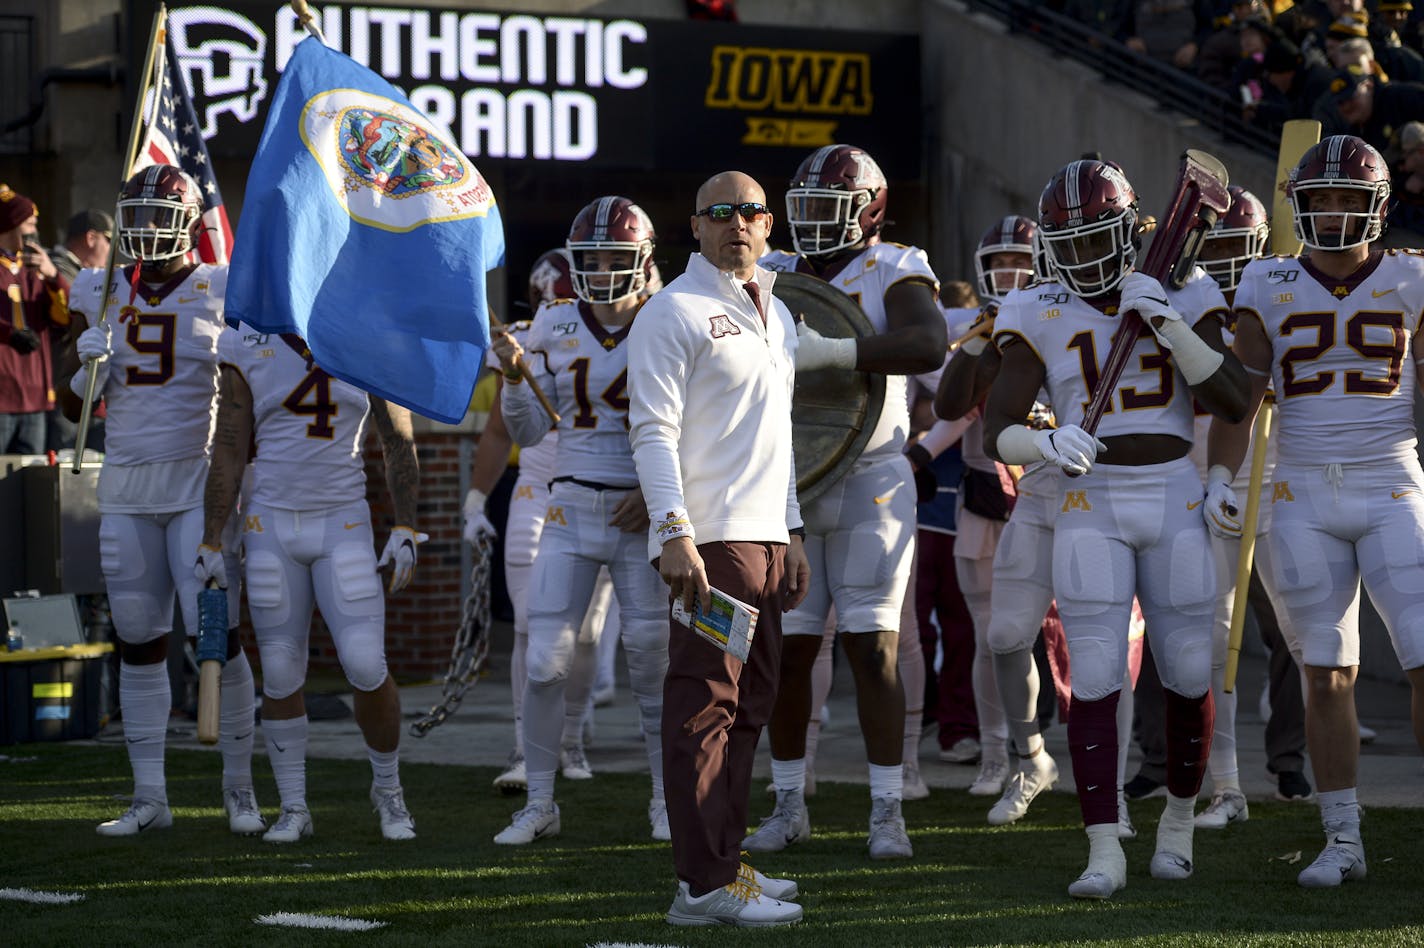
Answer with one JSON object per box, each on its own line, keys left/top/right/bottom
{"left": 1156, "top": 318, "right": 1224, "bottom": 385}
{"left": 904, "top": 442, "right": 933, "bottom": 471}
{"left": 655, "top": 507, "right": 694, "bottom": 544}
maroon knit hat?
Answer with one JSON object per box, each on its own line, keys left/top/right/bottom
{"left": 0, "top": 183, "right": 37, "bottom": 232}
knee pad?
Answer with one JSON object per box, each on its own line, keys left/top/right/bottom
{"left": 259, "top": 639, "right": 307, "bottom": 700}
{"left": 335, "top": 622, "right": 389, "bottom": 692}
{"left": 1152, "top": 625, "right": 1213, "bottom": 699}
{"left": 331, "top": 542, "right": 382, "bottom": 603}
{"left": 1065, "top": 628, "right": 1126, "bottom": 701}
{"left": 524, "top": 624, "right": 577, "bottom": 685}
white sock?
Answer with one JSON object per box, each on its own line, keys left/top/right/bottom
{"left": 526, "top": 770, "right": 557, "bottom": 805}
{"left": 367, "top": 746, "right": 400, "bottom": 792}
{"left": 262, "top": 715, "right": 309, "bottom": 810}
{"left": 771, "top": 757, "right": 806, "bottom": 794}
{"left": 1318, "top": 787, "right": 1361, "bottom": 837}
{"left": 868, "top": 762, "right": 903, "bottom": 801}
{"left": 1084, "top": 823, "right": 1126, "bottom": 881}
{"left": 219, "top": 649, "right": 256, "bottom": 790}
{"left": 120, "top": 660, "right": 171, "bottom": 803}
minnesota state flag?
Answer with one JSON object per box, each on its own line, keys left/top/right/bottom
{"left": 226, "top": 36, "right": 503, "bottom": 424}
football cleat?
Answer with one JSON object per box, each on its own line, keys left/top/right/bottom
{"left": 1298, "top": 836, "right": 1367, "bottom": 888}
{"left": 742, "top": 789, "right": 811, "bottom": 853}
{"left": 1194, "top": 789, "right": 1248, "bottom": 829}
{"left": 939, "top": 737, "right": 981, "bottom": 765}
{"left": 96, "top": 798, "right": 173, "bottom": 837}
{"left": 649, "top": 799, "right": 671, "bottom": 841}
{"left": 263, "top": 804, "right": 314, "bottom": 843}
{"left": 560, "top": 744, "right": 594, "bottom": 781}
{"left": 493, "top": 799, "right": 560, "bottom": 845}
{"left": 666, "top": 879, "right": 802, "bottom": 927}
{"left": 371, "top": 786, "right": 416, "bottom": 841}
{"left": 1150, "top": 809, "right": 1196, "bottom": 880}
{"left": 493, "top": 750, "right": 527, "bottom": 794}
{"left": 868, "top": 797, "right": 913, "bottom": 860}
{"left": 902, "top": 761, "right": 930, "bottom": 801}
{"left": 223, "top": 786, "right": 266, "bottom": 835}
{"left": 988, "top": 753, "right": 1059, "bottom": 826}
{"left": 969, "top": 758, "right": 1010, "bottom": 797}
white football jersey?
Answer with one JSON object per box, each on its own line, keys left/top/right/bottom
{"left": 994, "top": 268, "right": 1229, "bottom": 443}
{"left": 1235, "top": 250, "right": 1424, "bottom": 465}
{"left": 487, "top": 320, "right": 556, "bottom": 484}
{"left": 217, "top": 324, "right": 371, "bottom": 510}
{"left": 509, "top": 298, "right": 639, "bottom": 485}
{"left": 69, "top": 264, "right": 225, "bottom": 466}
{"left": 761, "top": 242, "right": 939, "bottom": 461}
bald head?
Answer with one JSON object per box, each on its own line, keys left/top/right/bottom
{"left": 691, "top": 171, "right": 774, "bottom": 281}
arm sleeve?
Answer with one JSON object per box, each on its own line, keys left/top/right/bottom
{"left": 628, "top": 302, "right": 693, "bottom": 537}
{"left": 498, "top": 347, "right": 557, "bottom": 447}
{"left": 917, "top": 415, "right": 973, "bottom": 460}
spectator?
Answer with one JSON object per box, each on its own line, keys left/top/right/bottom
{"left": 1312, "top": 69, "right": 1424, "bottom": 149}
{"left": 1377, "top": 0, "right": 1422, "bottom": 55}
{"left": 49, "top": 210, "right": 112, "bottom": 284}
{"left": 1328, "top": 36, "right": 1385, "bottom": 80}
{"left": 1130, "top": 0, "right": 1202, "bottom": 67}
{"left": 0, "top": 183, "right": 70, "bottom": 455}
{"left": 1243, "top": 37, "right": 1337, "bottom": 134}
{"left": 1386, "top": 120, "right": 1424, "bottom": 236}
{"left": 1195, "top": 5, "right": 1273, "bottom": 90}
{"left": 1367, "top": 6, "right": 1424, "bottom": 80}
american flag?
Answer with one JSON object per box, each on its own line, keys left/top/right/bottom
{"left": 132, "top": 31, "right": 233, "bottom": 264}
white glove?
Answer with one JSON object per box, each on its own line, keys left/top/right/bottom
{"left": 71, "top": 325, "right": 113, "bottom": 396}
{"left": 462, "top": 488, "right": 497, "bottom": 545}
{"left": 194, "top": 543, "right": 228, "bottom": 589}
{"left": 378, "top": 525, "right": 429, "bottom": 594}
{"left": 795, "top": 321, "right": 857, "bottom": 372}
{"left": 1203, "top": 465, "right": 1243, "bottom": 539}
{"left": 1119, "top": 271, "right": 1185, "bottom": 348}
{"left": 1034, "top": 425, "right": 1107, "bottom": 476}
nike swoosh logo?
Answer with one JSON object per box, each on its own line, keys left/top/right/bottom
{"left": 1187, "top": 499, "right": 1203, "bottom": 510}
{"left": 138, "top": 815, "right": 158, "bottom": 831}
{"left": 1085, "top": 784, "right": 1100, "bottom": 792}
{"left": 1188, "top": 737, "right": 1203, "bottom": 744}
{"left": 344, "top": 521, "right": 363, "bottom": 529}
{"left": 234, "top": 731, "right": 252, "bottom": 742}
{"left": 177, "top": 295, "right": 201, "bottom": 303}
{"left": 1371, "top": 288, "right": 1396, "bottom": 298}
{"left": 873, "top": 492, "right": 895, "bottom": 504}
{"left": 1085, "top": 744, "right": 1099, "bottom": 751}
{"left": 272, "top": 741, "right": 286, "bottom": 753}
{"left": 1391, "top": 491, "right": 1415, "bottom": 499}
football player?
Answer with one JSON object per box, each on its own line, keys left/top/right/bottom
{"left": 199, "top": 325, "right": 423, "bottom": 843}
{"left": 490, "top": 196, "right": 669, "bottom": 844}
{"left": 747, "top": 144, "right": 946, "bottom": 860}
{"left": 1206, "top": 136, "right": 1424, "bottom": 887}
{"left": 985, "top": 157, "right": 1249, "bottom": 898}
{"left": 58, "top": 165, "right": 260, "bottom": 837}
{"left": 467, "top": 249, "right": 614, "bottom": 794}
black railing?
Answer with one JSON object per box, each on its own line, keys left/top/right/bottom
{"left": 964, "top": 0, "right": 1279, "bottom": 157}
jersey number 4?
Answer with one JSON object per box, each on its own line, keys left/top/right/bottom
{"left": 1279, "top": 311, "right": 1405, "bottom": 398}
{"left": 283, "top": 368, "right": 338, "bottom": 439}
{"left": 569, "top": 357, "right": 629, "bottom": 430}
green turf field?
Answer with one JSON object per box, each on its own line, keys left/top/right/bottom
{"left": 2, "top": 744, "right": 1420, "bottom": 946}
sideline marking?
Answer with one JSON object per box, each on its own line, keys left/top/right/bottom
{"left": 0, "top": 887, "right": 86, "bottom": 905}
{"left": 255, "top": 912, "right": 387, "bottom": 931}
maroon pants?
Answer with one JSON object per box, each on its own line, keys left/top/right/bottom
{"left": 662, "top": 541, "right": 786, "bottom": 896}
{"left": 915, "top": 530, "right": 978, "bottom": 746}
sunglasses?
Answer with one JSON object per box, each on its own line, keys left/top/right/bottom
{"left": 695, "top": 202, "right": 769, "bottom": 223}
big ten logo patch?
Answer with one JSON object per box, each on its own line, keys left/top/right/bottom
{"left": 1061, "top": 490, "right": 1092, "bottom": 513}
{"left": 545, "top": 505, "right": 568, "bottom": 525}
{"left": 709, "top": 314, "right": 740, "bottom": 338}
{"left": 244, "top": 514, "right": 264, "bottom": 533}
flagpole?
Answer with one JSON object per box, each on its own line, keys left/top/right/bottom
{"left": 72, "top": 3, "right": 170, "bottom": 474}
{"left": 287, "top": 1, "right": 553, "bottom": 423}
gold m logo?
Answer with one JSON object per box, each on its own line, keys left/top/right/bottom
{"left": 1272, "top": 481, "right": 1295, "bottom": 503}
{"left": 514, "top": 485, "right": 535, "bottom": 500}
{"left": 545, "top": 506, "right": 567, "bottom": 526}
{"left": 243, "top": 515, "right": 263, "bottom": 533}
{"left": 705, "top": 46, "right": 872, "bottom": 115}
{"left": 1061, "top": 490, "right": 1092, "bottom": 513}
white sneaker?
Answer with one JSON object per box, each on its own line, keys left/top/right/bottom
{"left": 224, "top": 786, "right": 266, "bottom": 835}
{"left": 666, "top": 879, "right": 802, "bottom": 927}
{"left": 902, "top": 761, "right": 930, "bottom": 801}
{"left": 738, "top": 861, "right": 798, "bottom": 901}
{"left": 592, "top": 684, "right": 616, "bottom": 707}
{"left": 1298, "top": 834, "right": 1367, "bottom": 888}
{"left": 1117, "top": 790, "right": 1137, "bottom": 840}
{"left": 263, "top": 805, "right": 314, "bottom": 843}
{"left": 1150, "top": 811, "right": 1195, "bottom": 880}
{"left": 1194, "top": 789, "right": 1248, "bottom": 829}
{"left": 493, "top": 751, "right": 527, "bottom": 794}
{"left": 371, "top": 786, "right": 416, "bottom": 841}
{"left": 742, "top": 788, "right": 810, "bottom": 853}
{"left": 868, "top": 797, "right": 912, "bottom": 860}
{"left": 969, "top": 758, "right": 1009, "bottom": 796}
{"left": 96, "top": 798, "right": 172, "bottom": 837}
{"left": 560, "top": 744, "right": 593, "bottom": 780}
{"left": 939, "top": 737, "right": 980, "bottom": 764}
{"left": 988, "top": 753, "right": 1058, "bottom": 826}
{"left": 493, "top": 799, "right": 560, "bottom": 845}
{"left": 649, "top": 799, "right": 671, "bottom": 841}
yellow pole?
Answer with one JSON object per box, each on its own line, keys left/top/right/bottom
{"left": 1224, "top": 400, "right": 1272, "bottom": 692}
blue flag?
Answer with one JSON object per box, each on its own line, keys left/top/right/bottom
{"left": 226, "top": 37, "right": 503, "bottom": 424}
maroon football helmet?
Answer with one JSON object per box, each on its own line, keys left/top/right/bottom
{"left": 526, "top": 248, "right": 575, "bottom": 313}
{"left": 566, "top": 195, "right": 656, "bottom": 305}
{"left": 974, "top": 215, "right": 1042, "bottom": 301}
{"left": 117, "top": 164, "right": 203, "bottom": 262}
{"left": 1037, "top": 159, "right": 1140, "bottom": 296}
{"left": 1289, "top": 134, "right": 1390, "bottom": 251}
{"left": 785, "top": 144, "right": 888, "bottom": 257}
{"left": 1200, "top": 186, "right": 1270, "bottom": 291}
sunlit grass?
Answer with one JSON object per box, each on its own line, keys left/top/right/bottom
{"left": 1, "top": 744, "right": 1421, "bottom": 947}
